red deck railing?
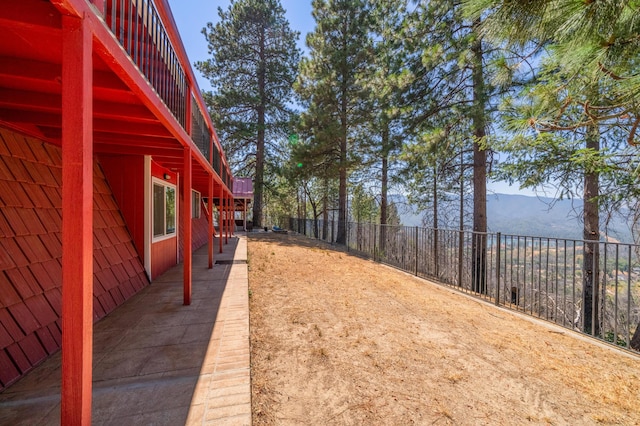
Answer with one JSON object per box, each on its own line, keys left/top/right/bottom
{"left": 105, "top": 0, "right": 187, "bottom": 127}
{"left": 100, "top": 0, "right": 228, "bottom": 183}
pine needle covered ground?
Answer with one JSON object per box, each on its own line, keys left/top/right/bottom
{"left": 248, "top": 233, "right": 639, "bottom": 425}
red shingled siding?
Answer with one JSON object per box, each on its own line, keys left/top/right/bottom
{"left": 0, "top": 128, "right": 150, "bottom": 390}
{"left": 178, "top": 202, "right": 210, "bottom": 263}
{"left": 99, "top": 155, "right": 145, "bottom": 257}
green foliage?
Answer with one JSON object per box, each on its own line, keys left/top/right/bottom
{"left": 197, "top": 0, "right": 300, "bottom": 163}
{"left": 464, "top": 0, "right": 640, "bottom": 143}
{"left": 294, "top": 0, "right": 375, "bottom": 242}
{"left": 351, "top": 184, "right": 379, "bottom": 223}
{"left": 196, "top": 0, "right": 301, "bottom": 226}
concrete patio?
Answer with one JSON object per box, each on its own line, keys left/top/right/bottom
{"left": 0, "top": 235, "right": 251, "bottom": 425}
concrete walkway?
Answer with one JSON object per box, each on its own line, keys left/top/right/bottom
{"left": 0, "top": 235, "right": 251, "bottom": 425}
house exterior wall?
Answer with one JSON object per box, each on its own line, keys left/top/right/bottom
{"left": 0, "top": 127, "right": 150, "bottom": 390}
{"left": 178, "top": 202, "right": 210, "bottom": 263}
{"left": 100, "top": 155, "right": 145, "bottom": 257}
{"left": 150, "top": 237, "right": 177, "bottom": 279}
{"left": 149, "top": 162, "right": 178, "bottom": 280}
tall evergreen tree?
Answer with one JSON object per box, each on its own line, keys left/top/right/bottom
{"left": 295, "top": 0, "right": 373, "bottom": 244}
{"left": 464, "top": 0, "right": 640, "bottom": 339}
{"left": 367, "top": 0, "right": 409, "bottom": 250}
{"left": 401, "top": 0, "right": 500, "bottom": 292}
{"left": 197, "top": 0, "right": 300, "bottom": 228}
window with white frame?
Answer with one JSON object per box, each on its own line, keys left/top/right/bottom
{"left": 153, "top": 180, "right": 176, "bottom": 240}
{"left": 192, "top": 190, "right": 201, "bottom": 219}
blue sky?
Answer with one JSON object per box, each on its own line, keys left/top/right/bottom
{"left": 167, "top": 0, "right": 313, "bottom": 92}
{"left": 165, "top": 0, "right": 534, "bottom": 196}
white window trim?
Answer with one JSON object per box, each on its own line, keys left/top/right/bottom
{"left": 152, "top": 177, "right": 178, "bottom": 243}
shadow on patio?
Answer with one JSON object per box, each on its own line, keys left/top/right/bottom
{"left": 0, "top": 235, "right": 250, "bottom": 426}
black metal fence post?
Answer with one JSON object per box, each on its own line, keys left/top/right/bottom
{"left": 495, "top": 232, "right": 501, "bottom": 306}
{"left": 415, "top": 226, "right": 419, "bottom": 276}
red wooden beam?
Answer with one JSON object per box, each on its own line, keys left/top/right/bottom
{"left": 224, "top": 195, "right": 231, "bottom": 244}
{"left": 60, "top": 13, "right": 93, "bottom": 426}
{"left": 219, "top": 185, "right": 223, "bottom": 254}
{"left": 208, "top": 177, "right": 214, "bottom": 269}
{"left": 1, "top": 2, "right": 62, "bottom": 30}
{"left": 91, "top": 0, "right": 105, "bottom": 16}
{"left": 182, "top": 147, "right": 192, "bottom": 305}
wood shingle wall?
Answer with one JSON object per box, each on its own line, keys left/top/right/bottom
{"left": 0, "top": 128, "right": 150, "bottom": 390}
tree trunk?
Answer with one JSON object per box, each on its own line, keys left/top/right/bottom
{"left": 336, "top": 54, "right": 349, "bottom": 245}
{"left": 322, "top": 177, "right": 329, "bottom": 240}
{"left": 253, "top": 29, "right": 266, "bottom": 229}
{"left": 433, "top": 167, "right": 439, "bottom": 278}
{"left": 296, "top": 187, "right": 301, "bottom": 222}
{"left": 308, "top": 187, "right": 319, "bottom": 239}
{"left": 471, "top": 19, "right": 488, "bottom": 294}
{"left": 458, "top": 149, "right": 465, "bottom": 287}
{"left": 380, "top": 150, "right": 388, "bottom": 252}
{"left": 582, "top": 124, "right": 600, "bottom": 336}
{"left": 631, "top": 325, "right": 640, "bottom": 351}
{"left": 337, "top": 155, "right": 347, "bottom": 245}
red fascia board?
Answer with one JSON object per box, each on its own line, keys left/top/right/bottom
{"left": 0, "top": 2, "right": 62, "bottom": 32}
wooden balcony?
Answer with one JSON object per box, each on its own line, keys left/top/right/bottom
{"left": 0, "top": 0, "right": 232, "bottom": 193}
{"left": 0, "top": 1, "right": 235, "bottom": 423}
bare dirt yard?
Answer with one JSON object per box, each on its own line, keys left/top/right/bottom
{"left": 248, "top": 232, "right": 640, "bottom": 425}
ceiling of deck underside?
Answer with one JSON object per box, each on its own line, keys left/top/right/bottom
{"left": 0, "top": 0, "right": 221, "bottom": 195}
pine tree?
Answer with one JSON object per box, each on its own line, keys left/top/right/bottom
{"left": 197, "top": 0, "right": 300, "bottom": 228}
{"left": 295, "top": 0, "right": 374, "bottom": 244}
{"left": 464, "top": 0, "right": 640, "bottom": 342}
{"left": 401, "top": 0, "right": 501, "bottom": 292}
{"left": 367, "top": 0, "right": 409, "bottom": 251}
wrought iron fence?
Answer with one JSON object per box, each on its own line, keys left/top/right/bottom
{"left": 287, "top": 218, "right": 640, "bottom": 352}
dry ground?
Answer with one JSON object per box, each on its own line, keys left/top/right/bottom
{"left": 248, "top": 233, "right": 640, "bottom": 425}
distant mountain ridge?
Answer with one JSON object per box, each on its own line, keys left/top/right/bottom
{"left": 395, "top": 193, "right": 634, "bottom": 243}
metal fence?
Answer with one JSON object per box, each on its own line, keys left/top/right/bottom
{"left": 287, "top": 218, "right": 640, "bottom": 352}
{"left": 105, "top": 0, "right": 188, "bottom": 128}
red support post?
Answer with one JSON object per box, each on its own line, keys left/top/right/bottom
{"left": 225, "top": 193, "right": 229, "bottom": 244}
{"left": 219, "top": 184, "right": 224, "bottom": 254}
{"left": 183, "top": 147, "right": 192, "bottom": 305}
{"left": 61, "top": 14, "right": 93, "bottom": 426}
{"left": 208, "top": 178, "right": 214, "bottom": 269}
